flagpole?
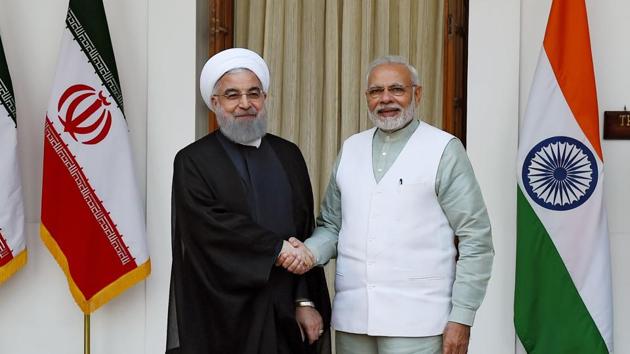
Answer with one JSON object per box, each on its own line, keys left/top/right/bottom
{"left": 84, "top": 314, "right": 90, "bottom": 354}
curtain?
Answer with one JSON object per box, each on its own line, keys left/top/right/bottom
{"left": 235, "top": 0, "right": 444, "bottom": 208}
{"left": 234, "top": 3, "right": 443, "bottom": 347}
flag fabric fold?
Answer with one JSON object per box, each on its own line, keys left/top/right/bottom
{"left": 0, "top": 34, "right": 27, "bottom": 284}
{"left": 41, "top": 0, "right": 150, "bottom": 313}
{"left": 515, "top": 1, "right": 612, "bottom": 353}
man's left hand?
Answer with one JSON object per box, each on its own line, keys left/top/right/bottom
{"left": 442, "top": 321, "right": 470, "bottom": 354}
{"left": 295, "top": 306, "right": 324, "bottom": 344}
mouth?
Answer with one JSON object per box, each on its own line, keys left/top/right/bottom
{"left": 234, "top": 113, "right": 257, "bottom": 120}
{"left": 376, "top": 107, "right": 401, "bottom": 118}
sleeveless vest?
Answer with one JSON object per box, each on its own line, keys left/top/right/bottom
{"left": 333, "top": 122, "right": 456, "bottom": 336}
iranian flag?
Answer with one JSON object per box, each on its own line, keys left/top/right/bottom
{"left": 41, "top": 0, "right": 150, "bottom": 313}
{"left": 515, "top": 0, "right": 612, "bottom": 353}
{"left": 0, "top": 35, "right": 27, "bottom": 284}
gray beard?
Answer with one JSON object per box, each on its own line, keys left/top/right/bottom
{"left": 215, "top": 105, "right": 268, "bottom": 144}
{"left": 368, "top": 103, "right": 415, "bottom": 132}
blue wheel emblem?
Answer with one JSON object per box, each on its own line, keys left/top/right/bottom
{"left": 522, "top": 136, "right": 598, "bottom": 211}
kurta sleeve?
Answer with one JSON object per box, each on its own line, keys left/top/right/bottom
{"left": 436, "top": 139, "right": 494, "bottom": 326}
{"left": 305, "top": 150, "right": 343, "bottom": 266}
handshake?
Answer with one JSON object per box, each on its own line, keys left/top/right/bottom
{"left": 275, "top": 237, "right": 315, "bottom": 275}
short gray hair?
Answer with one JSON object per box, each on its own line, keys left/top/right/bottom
{"left": 366, "top": 55, "right": 421, "bottom": 88}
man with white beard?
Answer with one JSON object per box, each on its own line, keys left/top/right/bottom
{"left": 278, "top": 56, "right": 494, "bottom": 354}
{"left": 167, "top": 48, "right": 331, "bottom": 354}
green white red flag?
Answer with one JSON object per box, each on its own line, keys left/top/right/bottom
{"left": 41, "top": 0, "right": 150, "bottom": 313}
{"left": 515, "top": 0, "right": 612, "bottom": 352}
{"left": 0, "top": 35, "right": 27, "bottom": 284}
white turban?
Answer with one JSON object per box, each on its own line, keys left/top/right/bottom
{"left": 199, "top": 48, "right": 270, "bottom": 110}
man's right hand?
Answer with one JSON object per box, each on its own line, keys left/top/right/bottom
{"left": 276, "top": 237, "right": 315, "bottom": 274}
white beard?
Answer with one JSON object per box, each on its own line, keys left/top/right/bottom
{"left": 215, "top": 105, "right": 268, "bottom": 144}
{"left": 368, "top": 102, "right": 415, "bottom": 132}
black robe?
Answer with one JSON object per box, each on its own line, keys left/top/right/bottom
{"left": 166, "top": 131, "right": 331, "bottom": 354}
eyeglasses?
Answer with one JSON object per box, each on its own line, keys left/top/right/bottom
{"left": 366, "top": 85, "right": 415, "bottom": 99}
{"left": 213, "top": 88, "right": 264, "bottom": 102}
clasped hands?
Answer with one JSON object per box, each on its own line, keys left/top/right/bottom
{"left": 275, "top": 237, "right": 314, "bottom": 274}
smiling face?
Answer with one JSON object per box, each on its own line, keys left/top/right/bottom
{"left": 366, "top": 63, "right": 422, "bottom": 132}
{"left": 211, "top": 69, "right": 268, "bottom": 144}
{"left": 211, "top": 69, "right": 266, "bottom": 118}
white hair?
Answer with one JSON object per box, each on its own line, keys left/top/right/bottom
{"left": 365, "top": 55, "right": 421, "bottom": 88}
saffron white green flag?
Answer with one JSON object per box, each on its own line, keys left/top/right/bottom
{"left": 41, "top": 0, "right": 150, "bottom": 313}
{"left": 515, "top": 0, "right": 612, "bottom": 353}
{"left": 0, "top": 34, "right": 27, "bottom": 284}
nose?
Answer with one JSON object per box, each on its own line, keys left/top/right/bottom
{"left": 379, "top": 89, "right": 395, "bottom": 103}
{"left": 237, "top": 93, "right": 251, "bottom": 109}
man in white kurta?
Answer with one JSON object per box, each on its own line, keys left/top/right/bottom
{"left": 286, "top": 56, "right": 494, "bottom": 354}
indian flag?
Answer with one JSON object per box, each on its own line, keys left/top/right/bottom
{"left": 41, "top": 0, "right": 150, "bottom": 313}
{"left": 0, "top": 35, "right": 27, "bottom": 284}
{"left": 515, "top": 0, "right": 612, "bottom": 353}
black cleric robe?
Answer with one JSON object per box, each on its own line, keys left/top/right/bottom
{"left": 166, "top": 130, "right": 331, "bottom": 354}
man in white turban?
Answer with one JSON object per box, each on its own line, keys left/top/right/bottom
{"left": 166, "top": 48, "right": 331, "bottom": 354}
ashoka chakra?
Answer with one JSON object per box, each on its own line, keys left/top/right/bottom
{"left": 522, "top": 136, "right": 598, "bottom": 211}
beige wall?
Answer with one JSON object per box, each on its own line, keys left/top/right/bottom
{"left": 466, "top": 1, "right": 519, "bottom": 352}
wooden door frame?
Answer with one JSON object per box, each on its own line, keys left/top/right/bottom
{"left": 442, "top": 0, "right": 469, "bottom": 145}
{"left": 207, "top": 0, "right": 234, "bottom": 132}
